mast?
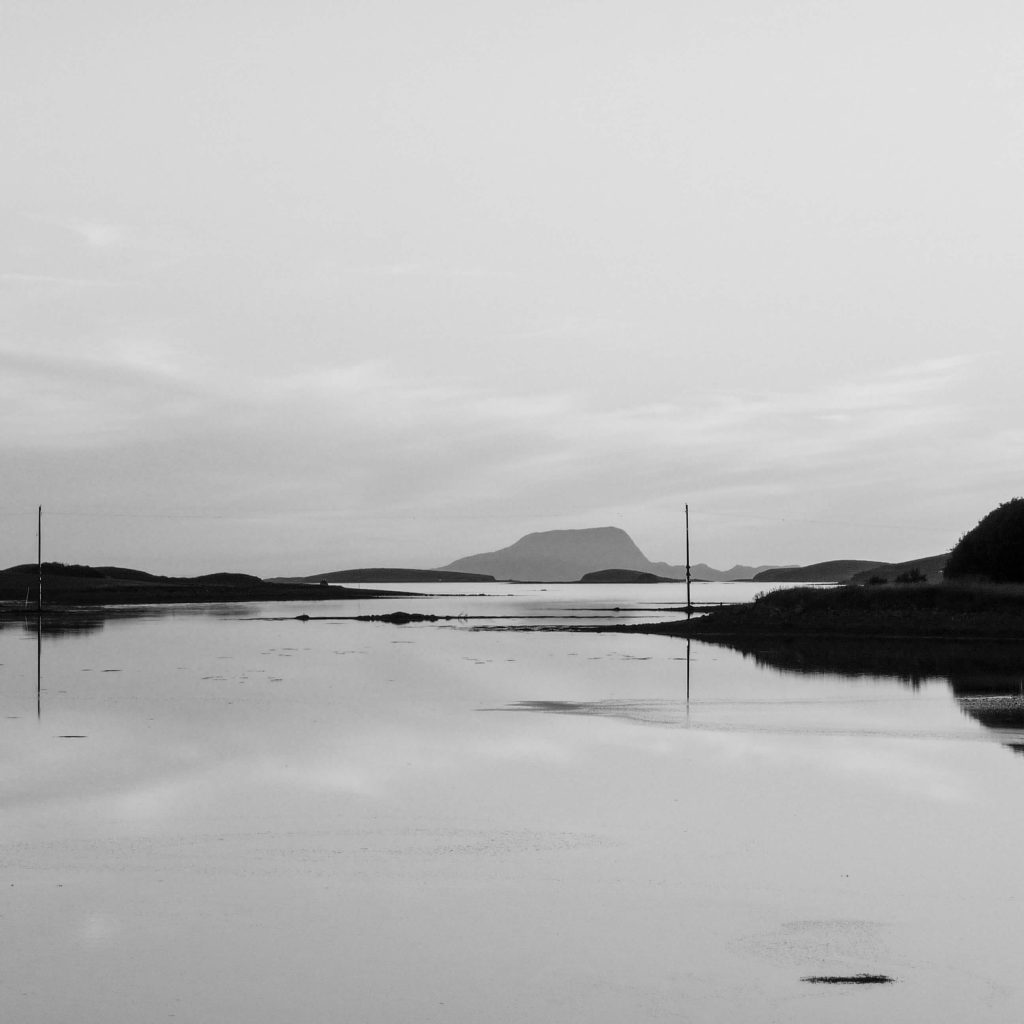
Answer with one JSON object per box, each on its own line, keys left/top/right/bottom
{"left": 37, "top": 505, "right": 42, "bottom": 613}
{"left": 685, "top": 504, "right": 691, "bottom": 612}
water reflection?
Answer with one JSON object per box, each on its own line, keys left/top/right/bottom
{"left": 702, "top": 635, "right": 1024, "bottom": 750}
{"left": 7, "top": 599, "right": 1024, "bottom": 1021}
{"left": 0, "top": 603, "right": 255, "bottom": 638}
{"left": 6, "top": 611, "right": 109, "bottom": 637}
{"left": 9, "top": 604, "right": 261, "bottom": 723}
{"left": 503, "top": 635, "right": 1024, "bottom": 753}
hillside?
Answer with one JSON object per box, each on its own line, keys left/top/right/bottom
{"left": 848, "top": 553, "right": 950, "bottom": 585}
{"left": 752, "top": 559, "right": 887, "bottom": 583}
{"left": 752, "top": 554, "right": 950, "bottom": 584}
{"left": 440, "top": 527, "right": 776, "bottom": 582}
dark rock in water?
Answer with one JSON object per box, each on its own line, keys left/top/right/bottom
{"left": 802, "top": 974, "right": 894, "bottom": 985}
{"left": 358, "top": 611, "right": 444, "bottom": 624}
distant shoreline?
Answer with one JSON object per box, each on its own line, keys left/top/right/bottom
{"left": 0, "top": 579, "right": 405, "bottom": 612}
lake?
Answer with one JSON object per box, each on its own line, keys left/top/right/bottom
{"left": 3, "top": 581, "right": 1024, "bottom": 1022}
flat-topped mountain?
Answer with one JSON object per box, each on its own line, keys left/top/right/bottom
{"left": 439, "top": 526, "right": 775, "bottom": 583}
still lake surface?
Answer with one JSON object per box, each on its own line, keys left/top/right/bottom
{"left": 3, "top": 581, "right": 1024, "bottom": 1022}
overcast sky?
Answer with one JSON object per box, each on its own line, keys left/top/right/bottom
{"left": 2, "top": 0, "right": 1022, "bottom": 576}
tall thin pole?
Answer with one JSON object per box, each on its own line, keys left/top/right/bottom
{"left": 37, "top": 505, "right": 43, "bottom": 717}
{"left": 685, "top": 504, "right": 692, "bottom": 612}
{"left": 37, "top": 505, "right": 42, "bottom": 613}
{"left": 685, "top": 638, "right": 691, "bottom": 705}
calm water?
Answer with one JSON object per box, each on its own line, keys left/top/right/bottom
{"left": 2, "top": 582, "right": 1024, "bottom": 1022}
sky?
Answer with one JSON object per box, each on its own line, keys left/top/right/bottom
{"left": 2, "top": 0, "right": 1023, "bottom": 576}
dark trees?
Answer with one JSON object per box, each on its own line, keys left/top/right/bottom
{"left": 945, "top": 498, "right": 1024, "bottom": 583}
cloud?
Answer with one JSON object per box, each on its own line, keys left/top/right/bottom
{"left": 69, "top": 220, "right": 128, "bottom": 248}
{"left": 0, "top": 272, "right": 118, "bottom": 290}
{"left": 0, "top": 342, "right": 205, "bottom": 449}
{"left": 1, "top": 347, "right": 970, "bottom": 499}
{"left": 0, "top": 344, "right": 986, "bottom": 570}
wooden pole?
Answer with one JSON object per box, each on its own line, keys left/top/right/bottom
{"left": 685, "top": 504, "right": 692, "bottom": 613}
{"left": 37, "top": 505, "right": 42, "bottom": 613}
{"left": 37, "top": 612, "right": 42, "bottom": 720}
{"left": 686, "top": 638, "right": 691, "bottom": 704}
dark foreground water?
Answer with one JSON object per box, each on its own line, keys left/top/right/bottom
{"left": 2, "top": 583, "right": 1023, "bottom": 1022}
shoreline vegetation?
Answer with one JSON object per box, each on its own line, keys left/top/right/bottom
{"left": 612, "top": 583, "right": 1024, "bottom": 640}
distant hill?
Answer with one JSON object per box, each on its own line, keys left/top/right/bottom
{"left": 0, "top": 563, "right": 270, "bottom": 585}
{"left": 440, "top": 526, "right": 778, "bottom": 582}
{"left": 579, "top": 569, "right": 682, "bottom": 584}
{"left": 752, "top": 560, "right": 887, "bottom": 583}
{"left": 277, "top": 568, "right": 495, "bottom": 584}
{"left": 665, "top": 562, "right": 776, "bottom": 582}
{"left": 0, "top": 563, "right": 391, "bottom": 606}
{"left": 847, "top": 553, "right": 950, "bottom": 585}
{"left": 751, "top": 554, "right": 952, "bottom": 585}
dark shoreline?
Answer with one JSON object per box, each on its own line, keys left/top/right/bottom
{"left": 0, "top": 581, "right": 405, "bottom": 612}
{"left": 596, "top": 583, "right": 1024, "bottom": 641}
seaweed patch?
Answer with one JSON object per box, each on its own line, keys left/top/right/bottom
{"left": 801, "top": 974, "right": 894, "bottom": 985}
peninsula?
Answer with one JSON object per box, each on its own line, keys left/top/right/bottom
{"left": 0, "top": 563, "right": 401, "bottom": 610}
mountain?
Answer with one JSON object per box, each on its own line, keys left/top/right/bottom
{"left": 752, "top": 560, "right": 887, "bottom": 583}
{"left": 440, "top": 527, "right": 646, "bottom": 581}
{"left": 439, "top": 526, "right": 777, "bottom": 582}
